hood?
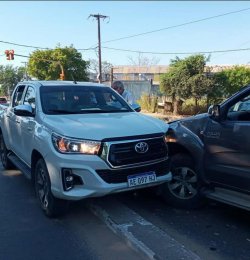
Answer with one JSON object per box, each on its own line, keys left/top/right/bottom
{"left": 179, "top": 112, "right": 208, "bottom": 123}
{"left": 177, "top": 113, "right": 209, "bottom": 135}
{"left": 43, "top": 112, "right": 169, "bottom": 140}
{"left": 169, "top": 113, "right": 208, "bottom": 125}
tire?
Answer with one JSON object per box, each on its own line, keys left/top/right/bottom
{"left": 161, "top": 153, "right": 204, "bottom": 209}
{"left": 0, "top": 133, "right": 14, "bottom": 170}
{"left": 34, "top": 158, "right": 69, "bottom": 218}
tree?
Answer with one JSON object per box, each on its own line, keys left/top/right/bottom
{"left": 88, "top": 59, "right": 113, "bottom": 81}
{"left": 27, "top": 45, "right": 89, "bottom": 81}
{"left": 160, "top": 55, "right": 213, "bottom": 114}
{"left": 215, "top": 66, "right": 250, "bottom": 97}
{"left": 160, "top": 58, "right": 190, "bottom": 114}
{"left": 128, "top": 52, "right": 160, "bottom": 67}
{"left": 0, "top": 65, "right": 25, "bottom": 97}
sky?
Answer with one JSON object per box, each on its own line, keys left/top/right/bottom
{"left": 0, "top": 1, "right": 250, "bottom": 68}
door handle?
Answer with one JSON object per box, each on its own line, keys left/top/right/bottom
{"left": 15, "top": 120, "right": 21, "bottom": 124}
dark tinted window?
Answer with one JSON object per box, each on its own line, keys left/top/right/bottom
{"left": 12, "top": 85, "right": 25, "bottom": 107}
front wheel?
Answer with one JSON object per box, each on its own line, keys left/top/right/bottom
{"left": 34, "top": 158, "right": 69, "bottom": 218}
{"left": 0, "top": 133, "right": 14, "bottom": 170}
{"left": 161, "top": 153, "right": 204, "bottom": 209}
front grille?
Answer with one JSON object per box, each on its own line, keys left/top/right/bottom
{"left": 96, "top": 160, "right": 170, "bottom": 184}
{"left": 108, "top": 137, "right": 168, "bottom": 167}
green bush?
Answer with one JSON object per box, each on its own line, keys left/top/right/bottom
{"left": 180, "top": 98, "right": 208, "bottom": 115}
{"left": 137, "top": 94, "right": 158, "bottom": 113}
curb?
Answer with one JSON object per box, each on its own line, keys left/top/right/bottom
{"left": 86, "top": 197, "right": 200, "bottom": 260}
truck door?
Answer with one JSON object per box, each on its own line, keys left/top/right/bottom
{"left": 203, "top": 92, "right": 250, "bottom": 192}
{"left": 18, "top": 85, "right": 36, "bottom": 165}
{"left": 5, "top": 85, "right": 26, "bottom": 155}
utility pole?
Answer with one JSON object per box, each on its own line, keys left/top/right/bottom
{"left": 89, "top": 14, "right": 108, "bottom": 83}
{"left": 110, "top": 67, "right": 114, "bottom": 85}
{"left": 58, "top": 62, "right": 65, "bottom": 80}
{"left": 21, "top": 61, "right": 28, "bottom": 80}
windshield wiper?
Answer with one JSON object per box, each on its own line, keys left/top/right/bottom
{"left": 74, "top": 109, "right": 131, "bottom": 114}
{"left": 47, "top": 109, "right": 131, "bottom": 114}
{"left": 99, "top": 109, "right": 131, "bottom": 113}
{"left": 47, "top": 109, "right": 77, "bottom": 114}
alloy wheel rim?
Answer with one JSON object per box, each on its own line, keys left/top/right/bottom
{"left": 0, "top": 139, "right": 6, "bottom": 166}
{"left": 36, "top": 168, "right": 49, "bottom": 209}
{"left": 1, "top": 153, "right": 6, "bottom": 166}
{"left": 168, "top": 166, "right": 198, "bottom": 199}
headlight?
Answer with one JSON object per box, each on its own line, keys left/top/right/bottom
{"left": 52, "top": 133, "right": 101, "bottom": 154}
{"left": 165, "top": 128, "right": 177, "bottom": 143}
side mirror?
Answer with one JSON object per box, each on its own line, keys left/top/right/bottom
{"left": 14, "top": 104, "right": 34, "bottom": 117}
{"left": 208, "top": 104, "right": 220, "bottom": 118}
{"left": 131, "top": 103, "right": 141, "bottom": 112}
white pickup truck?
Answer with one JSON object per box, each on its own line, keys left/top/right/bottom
{"left": 0, "top": 80, "right": 171, "bottom": 217}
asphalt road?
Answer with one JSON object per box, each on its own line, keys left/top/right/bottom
{"left": 1, "top": 164, "right": 249, "bottom": 260}
{"left": 115, "top": 189, "right": 250, "bottom": 260}
{"left": 0, "top": 166, "right": 143, "bottom": 260}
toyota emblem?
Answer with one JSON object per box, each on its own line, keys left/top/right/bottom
{"left": 135, "top": 142, "right": 149, "bottom": 154}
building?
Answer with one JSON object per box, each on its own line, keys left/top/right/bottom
{"left": 112, "top": 64, "right": 250, "bottom": 84}
{"left": 112, "top": 65, "right": 169, "bottom": 85}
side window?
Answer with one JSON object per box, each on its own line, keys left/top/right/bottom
{"left": 228, "top": 94, "right": 250, "bottom": 121}
{"left": 237, "top": 95, "right": 250, "bottom": 112}
{"left": 23, "top": 86, "right": 36, "bottom": 110}
{"left": 12, "top": 85, "right": 26, "bottom": 107}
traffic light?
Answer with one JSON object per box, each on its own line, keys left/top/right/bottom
{"left": 5, "top": 50, "right": 10, "bottom": 60}
{"left": 9, "top": 50, "right": 14, "bottom": 60}
{"left": 60, "top": 73, "right": 64, "bottom": 80}
{"left": 5, "top": 50, "right": 14, "bottom": 60}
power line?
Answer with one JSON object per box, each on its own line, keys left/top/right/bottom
{"left": 0, "top": 40, "right": 50, "bottom": 50}
{"left": 15, "top": 54, "right": 31, "bottom": 58}
{"left": 101, "top": 7, "right": 250, "bottom": 44}
{"left": 4, "top": 47, "right": 250, "bottom": 62}
{"left": 4, "top": 46, "right": 250, "bottom": 61}
{"left": 0, "top": 40, "right": 96, "bottom": 51}
{"left": 0, "top": 7, "right": 249, "bottom": 54}
{"left": 212, "top": 39, "right": 250, "bottom": 60}
{"left": 102, "top": 46, "right": 250, "bottom": 55}
{"left": 13, "top": 53, "right": 62, "bottom": 63}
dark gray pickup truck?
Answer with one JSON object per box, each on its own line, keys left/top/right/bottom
{"left": 162, "top": 84, "right": 250, "bottom": 211}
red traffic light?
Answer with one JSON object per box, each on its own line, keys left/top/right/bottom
{"left": 4, "top": 50, "right": 14, "bottom": 60}
{"left": 5, "top": 50, "right": 10, "bottom": 60}
{"left": 9, "top": 50, "right": 14, "bottom": 60}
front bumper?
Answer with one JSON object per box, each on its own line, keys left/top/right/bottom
{"left": 45, "top": 152, "right": 171, "bottom": 200}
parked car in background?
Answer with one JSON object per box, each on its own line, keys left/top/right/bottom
{"left": 162, "top": 84, "right": 250, "bottom": 211}
{"left": 0, "top": 97, "right": 7, "bottom": 104}
{"left": 0, "top": 81, "right": 171, "bottom": 217}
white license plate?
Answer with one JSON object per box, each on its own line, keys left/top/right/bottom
{"left": 127, "top": 172, "right": 157, "bottom": 187}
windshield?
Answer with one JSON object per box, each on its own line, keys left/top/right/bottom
{"left": 40, "top": 85, "right": 133, "bottom": 115}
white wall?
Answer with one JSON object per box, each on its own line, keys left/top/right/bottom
{"left": 122, "top": 81, "right": 151, "bottom": 102}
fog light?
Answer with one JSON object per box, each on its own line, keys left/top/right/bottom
{"left": 62, "top": 169, "right": 74, "bottom": 191}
